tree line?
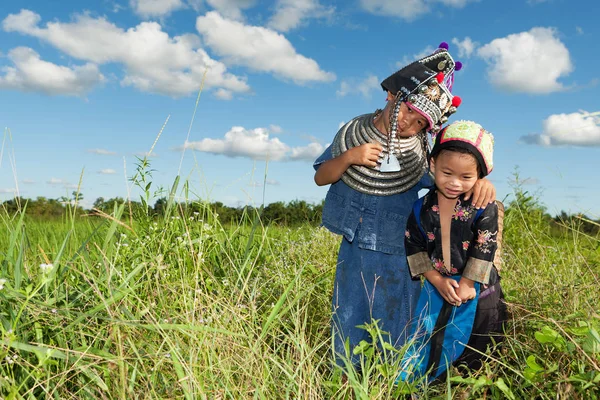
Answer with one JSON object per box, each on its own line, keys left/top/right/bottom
{"left": 1, "top": 193, "right": 599, "bottom": 233}
{"left": 0, "top": 194, "right": 323, "bottom": 226}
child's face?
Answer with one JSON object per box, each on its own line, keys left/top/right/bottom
{"left": 384, "top": 93, "right": 428, "bottom": 137}
{"left": 430, "top": 151, "right": 479, "bottom": 199}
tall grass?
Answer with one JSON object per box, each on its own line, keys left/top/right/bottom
{"left": 0, "top": 178, "right": 599, "bottom": 399}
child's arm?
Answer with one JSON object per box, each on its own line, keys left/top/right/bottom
{"left": 464, "top": 178, "right": 496, "bottom": 209}
{"left": 456, "top": 202, "right": 499, "bottom": 302}
{"left": 314, "top": 142, "right": 383, "bottom": 186}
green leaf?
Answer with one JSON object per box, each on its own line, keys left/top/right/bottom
{"left": 534, "top": 325, "right": 567, "bottom": 351}
{"left": 494, "top": 378, "right": 515, "bottom": 400}
{"left": 582, "top": 327, "right": 600, "bottom": 354}
{"left": 526, "top": 355, "right": 545, "bottom": 372}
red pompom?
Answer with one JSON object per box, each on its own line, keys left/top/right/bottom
{"left": 436, "top": 72, "right": 445, "bottom": 83}
{"left": 452, "top": 96, "right": 462, "bottom": 107}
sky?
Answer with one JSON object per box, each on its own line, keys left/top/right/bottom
{"left": 0, "top": 0, "right": 599, "bottom": 217}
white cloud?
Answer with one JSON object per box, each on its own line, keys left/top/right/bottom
{"left": 213, "top": 88, "right": 233, "bottom": 100}
{"left": 88, "top": 148, "right": 117, "bottom": 155}
{"left": 205, "top": 0, "right": 256, "bottom": 20}
{"left": 289, "top": 142, "right": 324, "bottom": 161}
{"left": 98, "top": 169, "right": 117, "bottom": 174}
{"left": 184, "top": 126, "right": 290, "bottom": 161}
{"left": 336, "top": 74, "right": 380, "bottom": 98}
{"left": 477, "top": 27, "right": 573, "bottom": 94}
{"left": 130, "top": 0, "right": 185, "bottom": 18}
{"left": 268, "top": 0, "right": 334, "bottom": 32}
{"left": 2, "top": 9, "right": 249, "bottom": 97}
{"left": 47, "top": 178, "right": 66, "bottom": 185}
{"left": 183, "top": 125, "right": 325, "bottom": 161}
{"left": 195, "top": 12, "right": 335, "bottom": 84}
{"left": 0, "top": 188, "right": 17, "bottom": 194}
{"left": 266, "top": 179, "right": 280, "bottom": 185}
{"left": 451, "top": 37, "right": 478, "bottom": 58}
{"left": 22, "top": 179, "right": 35, "bottom": 184}
{"left": 269, "top": 124, "right": 283, "bottom": 134}
{"left": 0, "top": 47, "right": 104, "bottom": 96}
{"left": 576, "top": 26, "right": 584, "bottom": 35}
{"left": 520, "top": 111, "right": 600, "bottom": 146}
{"left": 359, "top": 0, "right": 477, "bottom": 20}
{"left": 359, "top": 0, "right": 429, "bottom": 20}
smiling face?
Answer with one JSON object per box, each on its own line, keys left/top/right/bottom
{"left": 430, "top": 149, "right": 480, "bottom": 200}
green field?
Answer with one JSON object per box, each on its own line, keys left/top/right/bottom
{"left": 1, "top": 186, "right": 599, "bottom": 399}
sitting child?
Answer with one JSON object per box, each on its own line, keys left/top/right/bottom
{"left": 398, "top": 120, "right": 507, "bottom": 383}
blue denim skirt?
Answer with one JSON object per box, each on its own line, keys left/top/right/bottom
{"left": 331, "top": 235, "right": 422, "bottom": 366}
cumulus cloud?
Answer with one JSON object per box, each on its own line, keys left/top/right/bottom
{"left": 268, "top": 0, "right": 334, "bottom": 32}
{"left": 2, "top": 9, "right": 249, "bottom": 97}
{"left": 183, "top": 125, "right": 325, "bottom": 161}
{"left": 0, "top": 47, "right": 104, "bottom": 96}
{"left": 477, "top": 27, "right": 573, "bottom": 94}
{"left": 88, "top": 148, "right": 117, "bottom": 155}
{"left": 184, "top": 126, "right": 290, "bottom": 161}
{"left": 451, "top": 37, "right": 478, "bottom": 58}
{"left": 195, "top": 12, "right": 335, "bottom": 84}
{"left": 289, "top": 142, "right": 325, "bottom": 161}
{"left": 98, "top": 169, "right": 117, "bottom": 174}
{"left": 520, "top": 111, "right": 600, "bottom": 146}
{"left": 130, "top": 0, "right": 185, "bottom": 18}
{"left": 336, "top": 74, "right": 380, "bottom": 98}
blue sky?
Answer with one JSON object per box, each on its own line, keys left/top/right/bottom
{"left": 0, "top": 0, "right": 599, "bottom": 217}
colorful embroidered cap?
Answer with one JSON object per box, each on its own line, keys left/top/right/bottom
{"left": 380, "top": 42, "right": 462, "bottom": 134}
{"left": 430, "top": 120, "right": 495, "bottom": 177}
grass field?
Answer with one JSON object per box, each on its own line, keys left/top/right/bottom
{"left": 1, "top": 185, "right": 599, "bottom": 399}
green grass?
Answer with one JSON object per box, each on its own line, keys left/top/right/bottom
{"left": 0, "top": 187, "right": 599, "bottom": 399}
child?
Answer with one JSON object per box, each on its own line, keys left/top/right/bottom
{"left": 313, "top": 43, "right": 496, "bottom": 367}
{"left": 399, "top": 120, "right": 507, "bottom": 382}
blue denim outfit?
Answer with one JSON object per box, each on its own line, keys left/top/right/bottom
{"left": 314, "top": 145, "right": 432, "bottom": 366}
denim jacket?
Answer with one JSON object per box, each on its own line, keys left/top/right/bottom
{"left": 314, "top": 145, "right": 433, "bottom": 255}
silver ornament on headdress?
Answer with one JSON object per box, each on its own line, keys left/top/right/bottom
{"left": 331, "top": 113, "right": 429, "bottom": 196}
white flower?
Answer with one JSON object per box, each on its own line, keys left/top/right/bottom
{"left": 0, "top": 278, "right": 6, "bottom": 290}
{"left": 40, "top": 263, "right": 53, "bottom": 273}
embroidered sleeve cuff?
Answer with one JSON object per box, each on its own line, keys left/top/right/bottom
{"left": 463, "top": 258, "right": 493, "bottom": 284}
{"left": 407, "top": 252, "right": 433, "bottom": 277}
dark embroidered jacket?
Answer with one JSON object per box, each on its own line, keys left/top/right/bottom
{"left": 404, "top": 189, "right": 499, "bottom": 284}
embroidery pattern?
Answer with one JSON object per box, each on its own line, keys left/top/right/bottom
{"left": 462, "top": 241, "right": 470, "bottom": 250}
{"left": 453, "top": 199, "right": 476, "bottom": 222}
{"left": 432, "top": 258, "right": 457, "bottom": 275}
{"left": 475, "top": 229, "right": 498, "bottom": 254}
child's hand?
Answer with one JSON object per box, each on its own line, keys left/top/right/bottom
{"left": 346, "top": 143, "right": 383, "bottom": 168}
{"left": 456, "top": 277, "right": 476, "bottom": 303}
{"left": 427, "top": 273, "right": 462, "bottom": 306}
{"left": 464, "top": 178, "right": 496, "bottom": 209}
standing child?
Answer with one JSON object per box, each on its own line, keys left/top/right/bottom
{"left": 399, "top": 120, "right": 507, "bottom": 383}
{"left": 313, "top": 44, "right": 496, "bottom": 367}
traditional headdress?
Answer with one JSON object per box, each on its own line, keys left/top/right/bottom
{"left": 430, "top": 120, "right": 494, "bottom": 177}
{"left": 330, "top": 43, "right": 463, "bottom": 195}
{"left": 381, "top": 42, "right": 462, "bottom": 136}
